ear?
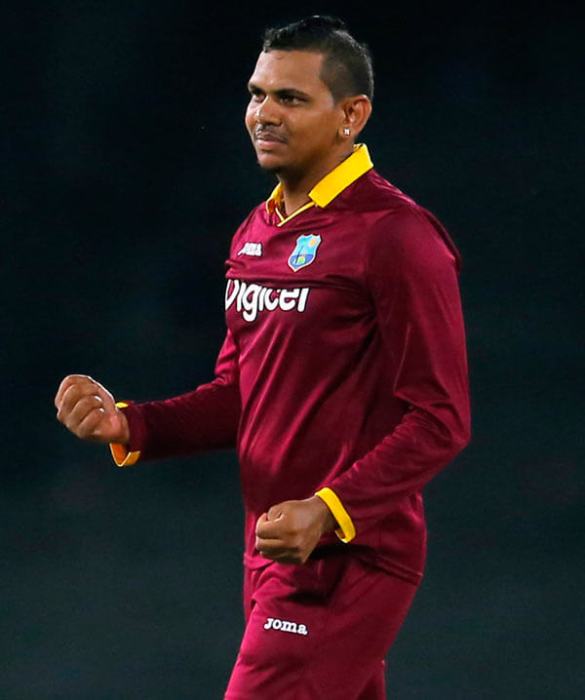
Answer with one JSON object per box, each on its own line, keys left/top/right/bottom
{"left": 338, "top": 95, "right": 373, "bottom": 141}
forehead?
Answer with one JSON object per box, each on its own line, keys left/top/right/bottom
{"left": 248, "top": 50, "right": 328, "bottom": 92}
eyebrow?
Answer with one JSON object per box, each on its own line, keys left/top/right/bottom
{"left": 247, "top": 82, "right": 311, "bottom": 99}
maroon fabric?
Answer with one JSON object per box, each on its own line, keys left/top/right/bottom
{"left": 120, "top": 167, "right": 471, "bottom": 583}
{"left": 224, "top": 552, "right": 418, "bottom": 699}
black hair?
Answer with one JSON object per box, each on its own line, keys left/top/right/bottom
{"left": 262, "top": 15, "right": 374, "bottom": 102}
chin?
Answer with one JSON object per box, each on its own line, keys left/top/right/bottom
{"left": 255, "top": 152, "right": 286, "bottom": 173}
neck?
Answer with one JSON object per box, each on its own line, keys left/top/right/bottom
{"left": 278, "top": 146, "right": 354, "bottom": 216}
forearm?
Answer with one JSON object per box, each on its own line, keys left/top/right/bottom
{"left": 111, "top": 379, "right": 241, "bottom": 465}
{"left": 110, "top": 327, "right": 242, "bottom": 466}
{"left": 324, "top": 399, "right": 470, "bottom": 537}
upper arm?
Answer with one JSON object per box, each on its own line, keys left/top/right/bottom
{"left": 365, "top": 205, "right": 471, "bottom": 440}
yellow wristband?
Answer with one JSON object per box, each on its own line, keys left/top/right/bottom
{"left": 314, "top": 487, "right": 356, "bottom": 543}
{"left": 109, "top": 401, "right": 141, "bottom": 467}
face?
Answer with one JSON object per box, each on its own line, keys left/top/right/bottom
{"left": 245, "top": 50, "right": 344, "bottom": 177}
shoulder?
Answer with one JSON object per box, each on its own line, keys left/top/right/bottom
{"left": 229, "top": 203, "right": 265, "bottom": 255}
{"left": 351, "top": 171, "right": 463, "bottom": 273}
{"left": 234, "top": 202, "right": 265, "bottom": 234}
{"left": 343, "top": 169, "right": 418, "bottom": 215}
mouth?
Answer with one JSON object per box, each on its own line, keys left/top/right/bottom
{"left": 254, "top": 130, "right": 287, "bottom": 145}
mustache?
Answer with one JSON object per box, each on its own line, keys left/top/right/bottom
{"left": 254, "top": 127, "right": 287, "bottom": 142}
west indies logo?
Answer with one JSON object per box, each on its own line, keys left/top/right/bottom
{"left": 288, "top": 234, "right": 322, "bottom": 271}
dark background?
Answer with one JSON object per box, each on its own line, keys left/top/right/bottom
{"left": 3, "top": 1, "right": 583, "bottom": 697}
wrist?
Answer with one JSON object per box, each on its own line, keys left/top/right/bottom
{"left": 307, "top": 495, "right": 337, "bottom": 535}
{"left": 114, "top": 405, "right": 131, "bottom": 445}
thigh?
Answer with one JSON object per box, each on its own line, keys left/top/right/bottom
{"left": 226, "top": 554, "right": 418, "bottom": 700}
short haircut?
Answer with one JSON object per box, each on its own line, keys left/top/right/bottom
{"left": 262, "top": 15, "right": 374, "bottom": 102}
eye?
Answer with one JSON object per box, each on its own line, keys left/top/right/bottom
{"left": 280, "top": 94, "right": 302, "bottom": 105}
{"left": 248, "top": 87, "right": 265, "bottom": 102}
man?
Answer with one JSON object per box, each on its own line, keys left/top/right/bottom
{"left": 55, "top": 15, "right": 471, "bottom": 699}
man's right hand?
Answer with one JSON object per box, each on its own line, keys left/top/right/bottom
{"left": 54, "top": 374, "right": 130, "bottom": 445}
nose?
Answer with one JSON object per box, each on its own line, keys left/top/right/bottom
{"left": 255, "top": 96, "right": 280, "bottom": 125}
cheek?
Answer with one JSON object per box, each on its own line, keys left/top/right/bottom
{"left": 294, "top": 115, "right": 337, "bottom": 145}
{"left": 244, "top": 104, "right": 256, "bottom": 131}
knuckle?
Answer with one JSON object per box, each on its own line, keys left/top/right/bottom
{"left": 59, "top": 375, "right": 74, "bottom": 388}
{"left": 62, "top": 375, "right": 82, "bottom": 392}
{"left": 87, "top": 407, "right": 103, "bottom": 425}
{"left": 75, "top": 396, "right": 88, "bottom": 411}
{"left": 81, "top": 395, "right": 100, "bottom": 410}
{"left": 64, "top": 384, "right": 81, "bottom": 402}
{"left": 78, "top": 425, "right": 94, "bottom": 441}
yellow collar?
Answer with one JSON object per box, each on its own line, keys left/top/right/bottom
{"left": 265, "top": 143, "right": 374, "bottom": 224}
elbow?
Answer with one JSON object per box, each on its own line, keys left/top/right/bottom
{"left": 418, "top": 406, "right": 472, "bottom": 459}
{"left": 413, "top": 400, "right": 471, "bottom": 457}
{"left": 451, "top": 414, "right": 471, "bottom": 455}
{"left": 455, "top": 428, "right": 471, "bottom": 454}
{"left": 432, "top": 404, "right": 471, "bottom": 458}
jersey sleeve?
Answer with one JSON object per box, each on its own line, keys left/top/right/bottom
{"left": 320, "top": 205, "right": 472, "bottom": 540}
{"left": 109, "top": 328, "right": 241, "bottom": 466}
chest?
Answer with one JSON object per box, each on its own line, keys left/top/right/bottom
{"left": 224, "top": 213, "right": 373, "bottom": 337}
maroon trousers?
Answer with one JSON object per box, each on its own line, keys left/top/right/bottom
{"left": 224, "top": 551, "right": 419, "bottom": 699}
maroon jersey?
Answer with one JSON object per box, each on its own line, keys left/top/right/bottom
{"left": 111, "top": 145, "right": 471, "bottom": 584}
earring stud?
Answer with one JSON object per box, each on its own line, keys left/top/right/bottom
{"left": 343, "top": 127, "right": 351, "bottom": 136}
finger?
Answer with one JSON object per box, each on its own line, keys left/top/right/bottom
{"left": 56, "top": 385, "right": 84, "bottom": 422}
{"left": 76, "top": 406, "right": 107, "bottom": 440}
{"left": 255, "top": 512, "right": 268, "bottom": 535}
{"left": 92, "top": 382, "right": 116, "bottom": 412}
{"left": 57, "top": 374, "right": 100, "bottom": 406}
{"left": 256, "top": 545, "right": 290, "bottom": 559}
{"left": 55, "top": 375, "right": 85, "bottom": 408}
{"left": 255, "top": 536, "right": 285, "bottom": 552}
{"left": 267, "top": 503, "right": 285, "bottom": 520}
{"left": 63, "top": 394, "right": 104, "bottom": 430}
{"left": 256, "top": 517, "right": 285, "bottom": 540}
{"left": 57, "top": 380, "right": 105, "bottom": 420}
{"left": 261, "top": 550, "right": 304, "bottom": 565}
{"left": 56, "top": 384, "right": 81, "bottom": 422}
{"left": 56, "top": 381, "right": 89, "bottom": 414}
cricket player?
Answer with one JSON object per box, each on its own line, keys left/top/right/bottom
{"left": 55, "top": 15, "right": 471, "bottom": 699}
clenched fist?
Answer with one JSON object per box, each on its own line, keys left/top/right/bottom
{"left": 54, "top": 374, "right": 129, "bottom": 444}
{"left": 255, "top": 496, "right": 338, "bottom": 565}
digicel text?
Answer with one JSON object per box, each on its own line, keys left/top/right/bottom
{"left": 225, "top": 279, "right": 310, "bottom": 322}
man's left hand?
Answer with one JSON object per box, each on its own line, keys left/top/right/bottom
{"left": 255, "top": 496, "right": 338, "bottom": 565}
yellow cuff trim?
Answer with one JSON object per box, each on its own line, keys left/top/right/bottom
{"left": 314, "top": 487, "right": 356, "bottom": 543}
{"left": 109, "top": 402, "right": 141, "bottom": 467}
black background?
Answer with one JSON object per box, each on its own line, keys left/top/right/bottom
{"left": 3, "top": 1, "right": 584, "bottom": 697}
